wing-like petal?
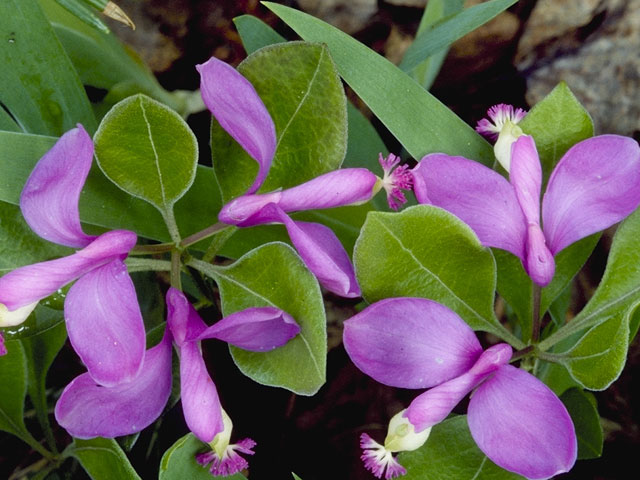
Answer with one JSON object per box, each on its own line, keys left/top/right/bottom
{"left": 406, "top": 343, "right": 512, "bottom": 431}
{"left": 54, "top": 328, "right": 172, "bottom": 439}
{"left": 343, "top": 298, "right": 483, "bottom": 389}
{"left": 197, "top": 56, "right": 276, "bottom": 194}
{"left": 412, "top": 154, "right": 527, "bottom": 259}
{"left": 196, "top": 307, "right": 300, "bottom": 352}
{"left": 468, "top": 364, "right": 577, "bottom": 480}
{"left": 179, "top": 341, "right": 224, "bottom": 443}
{"left": 510, "top": 135, "right": 541, "bottom": 224}
{"left": 265, "top": 204, "right": 359, "bottom": 297}
{"left": 20, "top": 125, "right": 95, "bottom": 248}
{"left": 543, "top": 135, "right": 640, "bottom": 255}
{"left": 65, "top": 259, "right": 145, "bottom": 387}
{"left": 166, "top": 287, "right": 207, "bottom": 346}
{"left": 0, "top": 230, "right": 136, "bottom": 311}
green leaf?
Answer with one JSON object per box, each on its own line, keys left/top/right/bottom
{"left": 540, "top": 207, "right": 640, "bottom": 388}
{"left": 192, "top": 242, "right": 326, "bottom": 395}
{"left": 519, "top": 82, "right": 594, "bottom": 186}
{"left": 494, "top": 234, "right": 599, "bottom": 343}
{"left": 21, "top": 314, "right": 67, "bottom": 451}
{"left": 0, "top": 0, "right": 96, "bottom": 135}
{"left": 94, "top": 94, "right": 198, "bottom": 217}
{"left": 559, "top": 310, "right": 630, "bottom": 391}
{"left": 159, "top": 433, "right": 246, "bottom": 480}
{"left": 292, "top": 474, "right": 303, "bottom": 480}
{"left": 233, "top": 14, "right": 286, "bottom": 54}
{"left": 354, "top": 205, "right": 520, "bottom": 345}
{"left": 40, "top": 0, "right": 185, "bottom": 114}
{"left": 0, "top": 131, "right": 222, "bottom": 246}
{"left": 212, "top": 42, "right": 347, "bottom": 201}
{"left": 0, "top": 201, "right": 73, "bottom": 273}
{"left": 407, "top": 0, "right": 464, "bottom": 90}
{"left": 0, "top": 340, "right": 29, "bottom": 438}
{"left": 400, "top": 416, "right": 524, "bottom": 479}
{"left": 399, "top": 0, "right": 516, "bottom": 73}
{"left": 264, "top": 2, "right": 494, "bottom": 165}
{"left": 0, "top": 107, "right": 20, "bottom": 132}
{"left": 69, "top": 437, "right": 141, "bottom": 480}
{"left": 560, "top": 388, "right": 603, "bottom": 459}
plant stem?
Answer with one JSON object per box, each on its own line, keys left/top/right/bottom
{"left": 162, "top": 208, "right": 182, "bottom": 245}
{"left": 130, "top": 242, "right": 174, "bottom": 254}
{"left": 180, "top": 222, "right": 230, "bottom": 248}
{"left": 170, "top": 249, "right": 182, "bottom": 290}
{"left": 202, "top": 226, "right": 237, "bottom": 262}
{"left": 125, "top": 258, "right": 172, "bottom": 273}
{"left": 510, "top": 345, "right": 535, "bottom": 362}
{"left": 531, "top": 284, "right": 542, "bottom": 343}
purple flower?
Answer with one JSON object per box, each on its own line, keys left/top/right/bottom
{"left": 343, "top": 297, "right": 577, "bottom": 480}
{"left": 198, "top": 56, "right": 411, "bottom": 297}
{"left": 412, "top": 131, "right": 640, "bottom": 286}
{"left": 0, "top": 126, "right": 145, "bottom": 386}
{"left": 0, "top": 332, "right": 6, "bottom": 356}
{"left": 166, "top": 287, "right": 299, "bottom": 476}
{"left": 54, "top": 327, "right": 173, "bottom": 438}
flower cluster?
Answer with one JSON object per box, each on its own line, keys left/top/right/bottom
{"left": 344, "top": 297, "right": 577, "bottom": 479}
{"left": 412, "top": 106, "right": 640, "bottom": 286}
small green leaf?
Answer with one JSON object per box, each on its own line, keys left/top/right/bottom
{"left": 94, "top": 94, "right": 198, "bottom": 215}
{"left": 233, "top": 14, "right": 286, "bottom": 54}
{"left": 0, "top": 340, "right": 29, "bottom": 438}
{"left": 399, "top": 0, "right": 516, "bottom": 73}
{"left": 559, "top": 310, "right": 630, "bottom": 390}
{"left": 560, "top": 388, "right": 603, "bottom": 459}
{"left": 212, "top": 42, "right": 347, "bottom": 201}
{"left": 264, "top": 2, "right": 494, "bottom": 165}
{"left": 354, "top": 205, "right": 518, "bottom": 345}
{"left": 193, "top": 242, "right": 326, "bottom": 395}
{"left": 70, "top": 437, "right": 141, "bottom": 480}
{"left": 520, "top": 82, "right": 594, "bottom": 186}
{"left": 159, "top": 433, "right": 246, "bottom": 480}
{"left": 0, "top": 0, "right": 96, "bottom": 135}
{"left": 292, "top": 474, "right": 303, "bottom": 480}
{"left": 400, "top": 416, "right": 524, "bottom": 479}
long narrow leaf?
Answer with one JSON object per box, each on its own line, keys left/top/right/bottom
{"left": 399, "top": 0, "right": 518, "bottom": 73}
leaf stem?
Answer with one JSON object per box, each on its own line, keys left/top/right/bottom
{"left": 125, "top": 258, "right": 172, "bottom": 273}
{"left": 162, "top": 208, "right": 182, "bottom": 245}
{"left": 531, "top": 284, "right": 542, "bottom": 343}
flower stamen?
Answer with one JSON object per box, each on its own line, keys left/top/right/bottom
{"left": 379, "top": 153, "right": 413, "bottom": 210}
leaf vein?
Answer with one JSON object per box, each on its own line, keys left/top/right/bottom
{"left": 139, "top": 97, "right": 167, "bottom": 207}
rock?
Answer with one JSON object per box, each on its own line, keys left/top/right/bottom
{"left": 296, "top": 0, "right": 378, "bottom": 34}
{"left": 517, "top": 0, "right": 640, "bottom": 136}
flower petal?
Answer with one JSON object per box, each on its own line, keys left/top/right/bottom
{"left": 343, "top": 297, "right": 483, "bottom": 388}
{"left": 197, "top": 56, "right": 276, "bottom": 194}
{"left": 406, "top": 344, "right": 512, "bottom": 431}
{"left": 266, "top": 205, "right": 359, "bottom": 297}
{"left": 65, "top": 259, "right": 145, "bottom": 387}
{"left": 196, "top": 307, "right": 300, "bottom": 352}
{"left": 54, "top": 328, "right": 172, "bottom": 439}
{"left": 510, "top": 135, "right": 542, "bottom": 224}
{"left": 166, "top": 287, "right": 207, "bottom": 346}
{"left": 20, "top": 125, "right": 95, "bottom": 248}
{"left": 0, "top": 230, "right": 136, "bottom": 311}
{"left": 179, "top": 341, "right": 224, "bottom": 443}
{"left": 218, "top": 168, "right": 378, "bottom": 227}
{"left": 543, "top": 135, "right": 640, "bottom": 255}
{"left": 411, "top": 154, "right": 526, "bottom": 259}
{"left": 469, "top": 365, "right": 576, "bottom": 479}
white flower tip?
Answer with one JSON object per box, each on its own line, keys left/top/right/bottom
{"left": 196, "top": 438, "right": 256, "bottom": 477}
{"left": 384, "top": 409, "right": 431, "bottom": 453}
{"left": 0, "top": 301, "right": 38, "bottom": 327}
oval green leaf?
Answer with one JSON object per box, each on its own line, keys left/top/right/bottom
{"left": 159, "top": 433, "right": 246, "bottom": 480}
{"left": 400, "top": 416, "right": 525, "bottom": 479}
{"left": 193, "top": 242, "right": 326, "bottom": 395}
{"left": 0, "top": 340, "right": 29, "bottom": 438}
{"left": 94, "top": 94, "right": 198, "bottom": 213}
{"left": 70, "top": 437, "right": 141, "bottom": 480}
{"left": 212, "top": 42, "right": 347, "bottom": 201}
{"left": 560, "top": 388, "right": 603, "bottom": 460}
{"left": 354, "top": 205, "right": 517, "bottom": 344}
